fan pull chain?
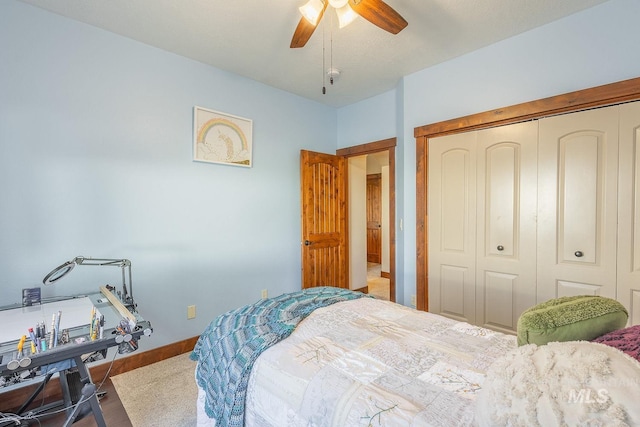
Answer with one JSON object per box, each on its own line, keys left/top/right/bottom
{"left": 330, "top": 12, "right": 334, "bottom": 85}
{"left": 322, "top": 17, "right": 326, "bottom": 94}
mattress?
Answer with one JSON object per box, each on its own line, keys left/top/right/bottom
{"left": 196, "top": 296, "right": 517, "bottom": 426}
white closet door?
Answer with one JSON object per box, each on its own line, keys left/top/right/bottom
{"left": 537, "top": 106, "right": 619, "bottom": 302}
{"left": 618, "top": 101, "right": 640, "bottom": 325}
{"left": 476, "top": 121, "right": 538, "bottom": 333}
{"left": 428, "top": 132, "right": 477, "bottom": 323}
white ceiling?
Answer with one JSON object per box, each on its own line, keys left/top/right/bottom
{"left": 18, "top": 0, "right": 610, "bottom": 107}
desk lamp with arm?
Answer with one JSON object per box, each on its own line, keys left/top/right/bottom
{"left": 42, "top": 256, "right": 136, "bottom": 313}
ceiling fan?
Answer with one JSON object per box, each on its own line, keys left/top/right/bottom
{"left": 291, "top": 0, "right": 408, "bottom": 48}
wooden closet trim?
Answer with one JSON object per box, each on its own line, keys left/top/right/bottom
{"left": 415, "top": 76, "right": 640, "bottom": 312}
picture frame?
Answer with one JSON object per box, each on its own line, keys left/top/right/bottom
{"left": 193, "top": 106, "right": 253, "bottom": 167}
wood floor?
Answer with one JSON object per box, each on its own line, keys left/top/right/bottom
{"left": 6, "top": 378, "right": 131, "bottom": 427}
{"left": 2, "top": 337, "right": 199, "bottom": 427}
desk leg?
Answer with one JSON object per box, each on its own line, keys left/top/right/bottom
{"left": 58, "top": 368, "right": 73, "bottom": 417}
{"left": 62, "top": 355, "right": 106, "bottom": 427}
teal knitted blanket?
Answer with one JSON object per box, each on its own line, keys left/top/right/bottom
{"left": 190, "top": 287, "right": 368, "bottom": 427}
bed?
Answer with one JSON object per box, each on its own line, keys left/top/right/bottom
{"left": 190, "top": 287, "right": 640, "bottom": 427}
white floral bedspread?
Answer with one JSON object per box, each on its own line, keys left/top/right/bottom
{"left": 197, "top": 297, "right": 516, "bottom": 426}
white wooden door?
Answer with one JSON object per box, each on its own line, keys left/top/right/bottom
{"left": 618, "top": 101, "right": 640, "bottom": 325}
{"left": 537, "top": 106, "right": 619, "bottom": 302}
{"left": 428, "top": 132, "right": 477, "bottom": 323}
{"left": 475, "top": 121, "right": 538, "bottom": 333}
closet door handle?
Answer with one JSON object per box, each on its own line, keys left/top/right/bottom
{"left": 574, "top": 251, "right": 584, "bottom": 258}
{"left": 304, "top": 240, "right": 312, "bottom": 246}
{"left": 497, "top": 245, "right": 504, "bottom": 251}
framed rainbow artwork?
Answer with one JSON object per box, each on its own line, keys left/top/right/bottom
{"left": 193, "top": 106, "right": 253, "bottom": 167}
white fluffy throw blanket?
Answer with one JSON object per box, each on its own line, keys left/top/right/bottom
{"left": 475, "top": 341, "right": 640, "bottom": 426}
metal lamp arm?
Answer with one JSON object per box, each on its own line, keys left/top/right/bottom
{"left": 74, "top": 258, "right": 133, "bottom": 302}
{"left": 42, "top": 256, "right": 135, "bottom": 310}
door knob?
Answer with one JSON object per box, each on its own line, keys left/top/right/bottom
{"left": 497, "top": 245, "right": 504, "bottom": 251}
{"left": 304, "top": 240, "right": 312, "bottom": 246}
{"left": 574, "top": 251, "right": 584, "bottom": 258}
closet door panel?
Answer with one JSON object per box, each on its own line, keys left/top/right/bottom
{"left": 486, "top": 145, "right": 516, "bottom": 256}
{"left": 538, "top": 106, "right": 619, "bottom": 302}
{"left": 633, "top": 292, "right": 640, "bottom": 326}
{"left": 441, "top": 151, "right": 469, "bottom": 251}
{"left": 428, "top": 132, "right": 477, "bottom": 323}
{"left": 557, "top": 280, "right": 600, "bottom": 297}
{"left": 476, "top": 121, "right": 537, "bottom": 333}
{"left": 482, "top": 271, "right": 516, "bottom": 328}
{"left": 560, "top": 134, "right": 599, "bottom": 264}
{"left": 440, "top": 265, "right": 469, "bottom": 318}
{"left": 618, "top": 101, "right": 640, "bottom": 325}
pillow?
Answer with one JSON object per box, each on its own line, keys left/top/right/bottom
{"left": 593, "top": 324, "right": 640, "bottom": 362}
{"left": 516, "top": 295, "right": 628, "bottom": 346}
{"left": 475, "top": 341, "right": 640, "bottom": 427}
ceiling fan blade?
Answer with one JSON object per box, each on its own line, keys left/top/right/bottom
{"left": 290, "top": 2, "right": 328, "bottom": 48}
{"left": 349, "top": 0, "right": 407, "bottom": 34}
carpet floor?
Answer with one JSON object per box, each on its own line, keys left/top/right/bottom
{"left": 367, "top": 262, "right": 390, "bottom": 300}
{"left": 111, "top": 352, "right": 198, "bottom": 426}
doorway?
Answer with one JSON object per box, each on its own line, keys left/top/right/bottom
{"left": 337, "top": 138, "right": 396, "bottom": 302}
{"left": 366, "top": 155, "right": 389, "bottom": 300}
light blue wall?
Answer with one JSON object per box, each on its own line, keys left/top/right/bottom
{"left": 338, "top": 0, "right": 640, "bottom": 305}
{"left": 0, "top": 1, "right": 337, "bottom": 349}
{"left": 337, "top": 89, "right": 396, "bottom": 148}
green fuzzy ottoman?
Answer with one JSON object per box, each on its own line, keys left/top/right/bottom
{"left": 517, "top": 295, "right": 628, "bottom": 346}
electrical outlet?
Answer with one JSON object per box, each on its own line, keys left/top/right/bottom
{"left": 261, "top": 289, "right": 268, "bottom": 299}
{"left": 187, "top": 305, "right": 196, "bottom": 319}
{"left": 411, "top": 295, "right": 416, "bottom": 307}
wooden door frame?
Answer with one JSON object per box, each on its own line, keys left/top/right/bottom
{"left": 415, "top": 76, "right": 640, "bottom": 312}
{"left": 337, "top": 138, "right": 397, "bottom": 302}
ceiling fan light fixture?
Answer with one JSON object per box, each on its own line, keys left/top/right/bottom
{"left": 328, "top": 0, "right": 348, "bottom": 8}
{"left": 299, "top": 0, "right": 324, "bottom": 26}
{"left": 335, "top": 4, "right": 358, "bottom": 28}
